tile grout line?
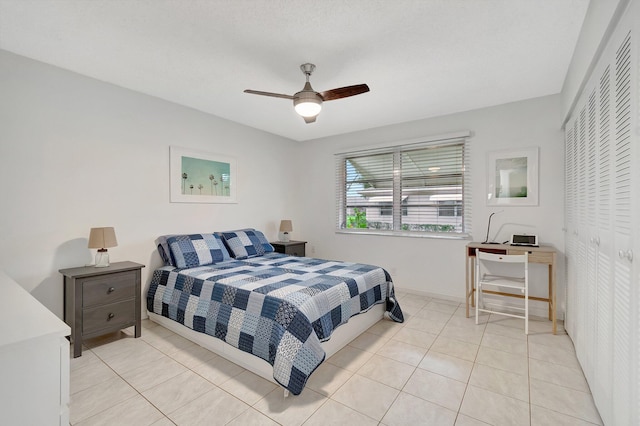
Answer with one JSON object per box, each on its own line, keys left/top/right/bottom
{"left": 370, "top": 299, "right": 438, "bottom": 425}
{"left": 453, "top": 312, "right": 489, "bottom": 425}
{"left": 71, "top": 310, "right": 595, "bottom": 426}
{"left": 71, "top": 346, "right": 172, "bottom": 425}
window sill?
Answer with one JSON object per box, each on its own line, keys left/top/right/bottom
{"left": 335, "top": 229, "right": 471, "bottom": 240}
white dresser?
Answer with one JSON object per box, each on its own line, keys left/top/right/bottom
{"left": 0, "top": 270, "right": 71, "bottom": 425}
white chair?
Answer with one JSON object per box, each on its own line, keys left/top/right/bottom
{"left": 475, "top": 249, "right": 529, "bottom": 334}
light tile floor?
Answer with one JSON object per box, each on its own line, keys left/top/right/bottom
{"left": 70, "top": 292, "right": 602, "bottom": 425}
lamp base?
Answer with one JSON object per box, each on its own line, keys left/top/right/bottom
{"left": 95, "top": 249, "right": 110, "bottom": 267}
{"left": 280, "top": 232, "right": 290, "bottom": 243}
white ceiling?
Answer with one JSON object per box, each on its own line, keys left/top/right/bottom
{"left": 0, "top": 0, "right": 589, "bottom": 142}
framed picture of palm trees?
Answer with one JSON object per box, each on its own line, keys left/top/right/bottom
{"left": 170, "top": 146, "right": 237, "bottom": 203}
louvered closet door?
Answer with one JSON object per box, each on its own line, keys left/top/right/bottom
{"left": 566, "top": 117, "right": 581, "bottom": 339}
{"left": 593, "top": 63, "right": 613, "bottom": 426}
{"left": 575, "top": 104, "right": 589, "bottom": 366}
{"left": 612, "top": 29, "right": 636, "bottom": 426}
{"left": 582, "top": 89, "right": 598, "bottom": 386}
{"left": 564, "top": 125, "right": 577, "bottom": 338}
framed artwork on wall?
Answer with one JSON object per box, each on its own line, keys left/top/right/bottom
{"left": 170, "top": 146, "right": 237, "bottom": 203}
{"left": 486, "top": 146, "right": 538, "bottom": 206}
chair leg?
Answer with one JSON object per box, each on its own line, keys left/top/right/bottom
{"left": 475, "top": 281, "right": 480, "bottom": 325}
{"left": 525, "top": 284, "right": 529, "bottom": 335}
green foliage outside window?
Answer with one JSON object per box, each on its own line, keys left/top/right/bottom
{"left": 347, "top": 207, "right": 456, "bottom": 232}
{"left": 346, "top": 208, "right": 368, "bottom": 228}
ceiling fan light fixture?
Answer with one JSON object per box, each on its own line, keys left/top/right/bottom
{"left": 294, "top": 100, "right": 322, "bottom": 117}
{"left": 294, "top": 92, "right": 322, "bottom": 117}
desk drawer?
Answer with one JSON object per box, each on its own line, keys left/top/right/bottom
{"left": 82, "top": 271, "right": 136, "bottom": 307}
{"left": 83, "top": 299, "right": 135, "bottom": 334}
{"left": 507, "top": 249, "right": 554, "bottom": 264}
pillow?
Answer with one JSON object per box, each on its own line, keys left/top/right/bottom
{"left": 155, "top": 235, "right": 176, "bottom": 266}
{"left": 220, "top": 229, "right": 274, "bottom": 259}
{"left": 214, "top": 227, "right": 254, "bottom": 257}
{"left": 166, "top": 233, "right": 231, "bottom": 268}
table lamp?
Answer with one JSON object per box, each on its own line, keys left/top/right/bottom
{"left": 88, "top": 227, "right": 118, "bottom": 267}
{"left": 279, "top": 220, "right": 293, "bottom": 242}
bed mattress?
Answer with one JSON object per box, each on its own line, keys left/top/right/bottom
{"left": 147, "top": 252, "right": 403, "bottom": 394}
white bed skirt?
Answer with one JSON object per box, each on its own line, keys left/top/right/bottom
{"left": 147, "top": 303, "right": 385, "bottom": 388}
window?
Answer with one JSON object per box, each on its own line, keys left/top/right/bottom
{"left": 336, "top": 133, "right": 471, "bottom": 236}
{"left": 380, "top": 203, "right": 408, "bottom": 216}
{"left": 438, "top": 201, "right": 462, "bottom": 217}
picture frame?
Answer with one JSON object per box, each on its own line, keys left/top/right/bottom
{"left": 486, "top": 146, "right": 538, "bottom": 206}
{"left": 170, "top": 146, "right": 237, "bottom": 203}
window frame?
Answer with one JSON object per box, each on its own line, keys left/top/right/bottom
{"left": 335, "top": 132, "right": 472, "bottom": 239}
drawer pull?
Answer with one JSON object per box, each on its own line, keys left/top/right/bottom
{"left": 107, "top": 313, "right": 115, "bottom": 321}
{"left": 108, "top": 287, "right": 115, "bottom": 294}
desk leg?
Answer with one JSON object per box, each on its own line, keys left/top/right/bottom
{"left": 470, "top": 257, "right": 475, "bottom": 309}
{"left": 548, "top": 266, "right": 552, "bottom": 321}
{"left": 550, "top": 261, "right": 557, "bottom": 335}
{"left": 465, "top": 254, "right": 470, "bottom": 318}
{"left": 465, "top": 254, "right": 476, "bottom": 318}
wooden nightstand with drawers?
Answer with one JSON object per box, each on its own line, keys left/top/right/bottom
{"left": 270, "top": 240, "right": 307, "bottom": 257}
{"left": 60, "top": 261, "right": 144, "bottom": 357}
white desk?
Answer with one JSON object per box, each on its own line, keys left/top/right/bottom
{"left": 465, "top": 242, "right": 558, "bottom": 334}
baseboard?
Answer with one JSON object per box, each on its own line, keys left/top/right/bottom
{"left": 395, "top": 286, "right": 564, "bottom": 320}
{"left": 395, "top": 287, "right": 464, "bottom": 304}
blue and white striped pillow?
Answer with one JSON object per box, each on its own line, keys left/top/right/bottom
{"left": 220, "top": 230, "right": 274, "bottom": 259}
{"left": 166, "top": 233, "right": 230, "bottom": 268}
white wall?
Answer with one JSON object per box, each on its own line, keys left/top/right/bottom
{"left": 0, "top": 48, "right": 569, "bottom": 320}
{"left": 296, "top": 95, "right": 566, "bottom": 316}
{"left": 0, "top": 50, "right": 298, "bottom": 318}
{"left": 562, "top": 0, "right": 627, "bottom": 121}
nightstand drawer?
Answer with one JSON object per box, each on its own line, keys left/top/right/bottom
{"left": 83, "top": 299, "right": 135, "bottom": 334}
{"left": 283, "top": 244, "right": 305, "bottom": 256}
{"left": 82, "top": 271, "right": 137, "bottom": 307}
{"left": 271, "top": 241, "right": 307, "bottom": 257}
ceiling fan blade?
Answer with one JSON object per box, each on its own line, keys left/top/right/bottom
{"left": 319, "top": 84, "right": 370, "bottom": 101}
{"left": 303, "top": 115, "right": 317, "bottom": 124}
{"left": 243, "top": 89, "right": 294, "bottom": 100}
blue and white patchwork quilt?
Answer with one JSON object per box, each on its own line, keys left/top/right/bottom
{"left": 147, "top": 253, "right": 403, "bottom": 395}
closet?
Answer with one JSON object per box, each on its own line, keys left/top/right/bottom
{"left": 563, "top": 4, "right": 638, "bottom": 425}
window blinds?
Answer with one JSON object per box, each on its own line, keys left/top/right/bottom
{"left": 335, "top": 135, "right": 471, "bottom": 236}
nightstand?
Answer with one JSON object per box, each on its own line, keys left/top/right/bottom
{"left": 59, "top": 261, "right": 145, "bottom": 357}
{"left": 271, "top": 240, "right": 307, "bottom": 257}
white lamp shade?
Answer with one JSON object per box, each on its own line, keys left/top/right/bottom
{"left": 279, "top": 220, "right": 293, "bottom": 233}
{"left": 88, "top": 227, "right": 118, "bottom": 249}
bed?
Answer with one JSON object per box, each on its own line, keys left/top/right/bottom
{"left": 146, "top": 230, "right": 403, "bottom": 395}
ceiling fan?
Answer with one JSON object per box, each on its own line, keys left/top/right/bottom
{"left": 244, "top": 63, "right": 369, "bottom": 124}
